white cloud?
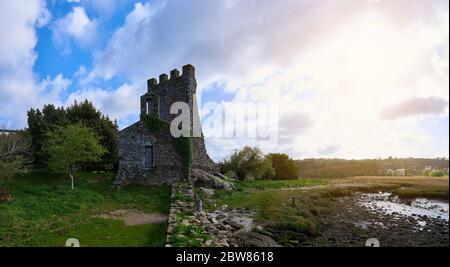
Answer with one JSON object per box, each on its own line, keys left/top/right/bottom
{"left": 40, "top": 74, "right": 72, "bottom": 102}
{"left": 1, "top": 0, "right": 443, "bottom": 159}
{"left": 0, "top": 0, "right": 69, "bottom": 128}
{"left": 64, "top": 83, "right": 141, "bottom": 125}
{"left": 83, "top": 0, "right": 448, "bottom": 160}
{"left": 381, "top": 97, "right": 448, "bottom": 120}
{"left": 50, "top": 6, "right": 98, "bottom": 53}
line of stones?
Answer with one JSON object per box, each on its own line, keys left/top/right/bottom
{"left": 165, "top": 182, "right": 194, "bottom": 247}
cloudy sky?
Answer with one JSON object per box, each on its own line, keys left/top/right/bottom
{"left": 0, "top": 0, "right": 448, "bottom": 160}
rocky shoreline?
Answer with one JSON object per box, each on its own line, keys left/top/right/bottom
{"left": 166, "top": 176, "right": 449, "bottom": 247}
{"left": 310, "top": 194, "right": 449, "bottom": 247}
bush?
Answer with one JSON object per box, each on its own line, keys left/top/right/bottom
{"left": 430, "top": 170, "right": 445, "bottom": 177}
{"left": 219, "top": 146, "right": 274, "bottom": 180}
{"left": 219, "top": 147, "right": 299, "bottom": 180}
{"left": 266, "top": 153, "right": 299, "bottom": 180}
{"left": 224, "top": 170, "right": 237, "bottom": 180}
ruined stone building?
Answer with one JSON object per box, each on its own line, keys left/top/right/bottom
{"left": 115, "top": 64, "right": 217, "bottom": 186}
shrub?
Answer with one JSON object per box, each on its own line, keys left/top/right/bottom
{"left": 219, "top": 147, "right": 300, "bottom": 180}
{"left": 219, "top": 146, "right": 275, "bottom": 180}
{"left": 224, "top": 170, "right": 237, "bottom": 180}
{"left": 430, "top": 170, "right": 445, "bottom": 177}
{"left": 266, "top": 153, "right": 299, "bottom": 180}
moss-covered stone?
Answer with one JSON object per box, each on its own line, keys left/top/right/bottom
{"left": 141, "top": 114, "right": 166, "bottom": 132}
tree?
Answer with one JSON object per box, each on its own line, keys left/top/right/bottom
{"left": 295, "top": 158, "right": 449, "bottom": 178}
{"left": 27, "top": 100, "right": 118, "bottom": 169}
{"left": 0, "top": 131, "right": 32, "bottom": 201}
{"left": 255, "top": 157, "right": 275, "bottom": 180}
{"left": 0, "top": 131, "right": 32, "bottom": 179}
{"left": 27, "top": 108, "right": 45, "bottom": 165}
{"left": 66, "top": 100, "right": 118, "bottom": 167}
{"left": 45, "top": 124, "right": 108, "bottom": 190}
{"left": 219, "top": 146, "right": 275, "bottom": 180}
{"left": 266, "top": 153, "right": 299, "bottom": 180}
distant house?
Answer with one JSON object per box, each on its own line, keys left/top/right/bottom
{"left": 424, "top": 166, "right": 433, "bottom": 171}
{"left": 395, "top": 169, "right": 406, "bottom": 176}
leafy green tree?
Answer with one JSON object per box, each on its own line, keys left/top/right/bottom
{"left": 255, "top": 157, "right": 275, "bottom": 180}
{"left": 266, "top": 153, "right": 299, "bottom": 180}
{"left": 45, "top": 124, "right": 108, "bottom": 190}
{"left": 219, "top": 146, "right": 275, "bottom": 180}
{"left": 66, "top": 100, "right": 118, "bottom": 168}
{"left": 27, "top": 100, "right": 118, "bottom": 169}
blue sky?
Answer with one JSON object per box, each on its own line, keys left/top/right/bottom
{"left": 0, "top": 0, "right": 448, "bottom": 160}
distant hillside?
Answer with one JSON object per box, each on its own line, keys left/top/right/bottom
{"left": 296, "top": 158, "right": 449, "bottom": 178}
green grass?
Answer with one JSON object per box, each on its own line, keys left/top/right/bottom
{"left": 235, "top": 178, "right": 326, "bottom": 191}
{"left": 174, "top": 192, "right": 192, "bottom": 202}
{"left": 27, "top": 218, "right": 167, "bottom": 247}
{"left": 211, "top": 178, "right": 326, "bottom": 237}
{"left": 0, "top": 170, "right": 170, "bottom": 247}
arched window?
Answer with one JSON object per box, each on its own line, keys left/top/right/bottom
{"left": 145, "top": 144, "right": 153, "bottom": 169}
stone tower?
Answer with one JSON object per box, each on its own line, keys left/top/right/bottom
{"left": 115, "top": 64, "right": 217, "bottom": 186}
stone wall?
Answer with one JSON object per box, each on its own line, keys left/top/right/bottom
{"left": 165, "top": 180, "right": 279, "bottom": 247}
{"left": 192, "top": 134, "right": 218, "bottom": 172}
{"left": 115, "top": 121, "right": 184, "bottom": 186}
{"left": 165, "top": 182, "right": 194, "bottom": 247}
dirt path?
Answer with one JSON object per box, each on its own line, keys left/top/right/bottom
{"left": 98, "top": 209, "right": 168, "bottom": 225}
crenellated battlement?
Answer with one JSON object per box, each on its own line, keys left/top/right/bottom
{"left": 141, "top": 64, "right": 197, "bottom": 122}
{"left": 146, "top": 64, "right": 196, "bottom": 92}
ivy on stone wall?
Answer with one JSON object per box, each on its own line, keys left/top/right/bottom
{"left": 173, "top": 136, "right": 193, "bottom": 180}
{"left": 141, "top": 114, "right": 165, "bottom": 132}
{"left": 141, "top": 113, "right": 192, "bottom": 179}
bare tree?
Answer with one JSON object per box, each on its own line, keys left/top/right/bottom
{"left": 0, "top": 131, "right": 32, "bottom": 180}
